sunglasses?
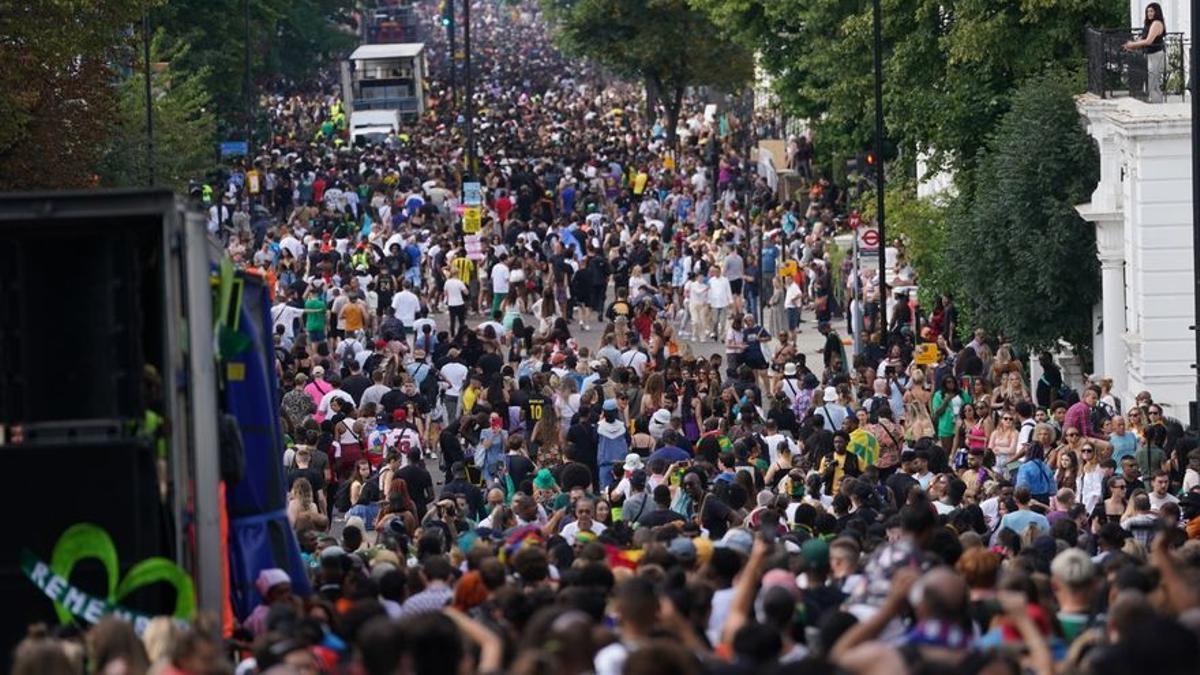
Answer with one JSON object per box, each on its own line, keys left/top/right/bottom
{"left": 1082, "top": 447, "right": 1094, "bottom": 454}
{"left": 1002, "top": 416, "right": 1013, "bottom": 421}
{"left": 1149, "top": 410, "right": 1162, "bottom": 416}
{"left": 1066, "top": 432, "right": 1080, "bottom": 437}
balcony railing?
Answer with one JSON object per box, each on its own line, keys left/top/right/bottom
{"left": 1086, "top": 27, "right": 1188, "bottom": 103}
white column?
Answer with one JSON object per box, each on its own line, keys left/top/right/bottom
{"left": 1096, "top": 218, "right": 1127, "bottom": 394}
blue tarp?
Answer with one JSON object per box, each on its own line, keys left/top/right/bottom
{"left": 224, "top": 274, "right": 311, "bottom": 619}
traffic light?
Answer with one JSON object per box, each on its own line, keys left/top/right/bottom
{"left": 441, "top": 0, "right": 453, "bottom": 27}
{"left": 864, "top": 151, "right": 879, "bottom": 180}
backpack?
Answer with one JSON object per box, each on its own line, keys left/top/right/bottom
{"left": 359, "top": 473, "right": 383, "bottom": 504}
{"left": 333, "top": 479, "right": 355, "bottom": 513}
{"left": 415, "top": 363, "right": 439, "bottom": 404}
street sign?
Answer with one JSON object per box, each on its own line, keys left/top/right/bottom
{"left": 218, "top": 141, "right": 248, "bottom": 158}
{"left": 463, "top": 181, "right": 482, "bottom": 206}
{"left": 857, "top": 227, "right": 880, "bottom": 250}
{"left": 848, "top": 211, "right": 861, "bottom": 229}
{"left": 462, "top": 206, "right": 482, "bottom": 234}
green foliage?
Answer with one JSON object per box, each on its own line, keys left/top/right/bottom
{"left": 945, "top": 73, "right": 1101, "bottom": 353}
{"left": 690, "top": 0, "right": 1124, "bottom": 189}
{"left": 544, "top": 0, "right": 753, "bottom": 143}
{"left": 98, "top": 34, "right": 218, "bottom": 191}
{"left": 150, "top": 0, "right": 355, "bottom": 136}
{"left": 858, "top": 183, "right": 951, "bottom": 308}
{"left": 0, "top": 0, "right": 145, "bottom": 189}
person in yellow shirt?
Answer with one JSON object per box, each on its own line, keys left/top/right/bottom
{"left": 818, "top": 431, "right": 861, "bottom": 495}
{"left": 460, "top": 374, "right": 483, "bottom": 418}
{"left": 451, "top": 255, "right": 476, "bottom": 285}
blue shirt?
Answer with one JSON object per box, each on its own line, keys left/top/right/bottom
{"left": 1109, "top": 432, "right": 1138, "bottom": 462}
{"left": 999, "top": 509, "right": 1050, "bottom": 537}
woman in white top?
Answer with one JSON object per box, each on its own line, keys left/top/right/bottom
{"left": 1075, "top": 443, "right": 1106, "bottom": 515}
{"left": 555, "top": 378, "right": 581, "bottom": 436}
{"left": 988, "top": 412, "right": 1019, "bottom": 469}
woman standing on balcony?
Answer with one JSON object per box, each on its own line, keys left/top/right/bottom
{"left": 1124, "top": 3, "right": 1167, "bottom": 103}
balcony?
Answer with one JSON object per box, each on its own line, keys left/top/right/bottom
{"left": 1086, "top": 27, "right": 1188, "bottom": 103}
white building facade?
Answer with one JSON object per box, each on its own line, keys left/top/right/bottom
{"left": 1076, "top": 94, "right": 1193, "bottom": 417}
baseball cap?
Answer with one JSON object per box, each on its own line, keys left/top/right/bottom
{"left": 800, "top": 538, "right": 830, "bottom": 570}
{"left": 668, "top": 537, "right": 697, "bottom": 562}
{"left": 715, "top": 528, "right": 753, "bottom": 556}
{"left": 823, "top": 386, "right": 838, "bottom": 402}
{"left": 603, "top": 399, "right": 618, "bottom": 412}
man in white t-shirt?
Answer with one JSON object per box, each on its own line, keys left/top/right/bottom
{"left": 439, "top": 352, "right": 469, "bottom": 420}
{"left": 490, "top": 253, "right": 511, "bottom": 315}
{"left": 390, "top": 282, "right": 421, "bottom": 341}
{"left": 559, "top": 497, "right": 607, "bottom": 545}
{"left": 443, "top": 272, "right": 469, "bottom": 335}
{"left": 706, "top": 267, "right": 733, "bottom": 341}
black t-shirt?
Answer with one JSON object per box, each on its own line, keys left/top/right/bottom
{"left": 287, "top": 465, "right": 325, "bottom": 493}
{"left": 342, "top": 373, "right": 372, "bottom": 406}
{"left": 886, "top": 472, "right": 920, "bottom": 505}
{"left": 441, "top": 478, "right": 483, "bottom": 520}
{"left": 397, "top": 464, "right": 434, "bottom": 516}
{"left": 524, "top": 394, "right": 548, "bottom": 428}
{"left": 478, "top": 352, "right": 504, "bottom": 382}
{"left": 638, "top": 507, "right": 687, "bottom": 528}
{"left": 505, "top": 453, "right": 535, "bottom": 489}
{"left": 702, "top": 496, "right": 735, "bottom": 540}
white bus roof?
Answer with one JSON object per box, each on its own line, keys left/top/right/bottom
{"left": 349, "top": 43, "right": 425, "bottom": 61}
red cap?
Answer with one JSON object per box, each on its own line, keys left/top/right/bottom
{"left": 392, "top": 409, "right": 407, "bottom": 422}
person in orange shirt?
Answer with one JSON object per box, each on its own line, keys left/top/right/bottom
{"left": 339, "top": 292, "right": 368, "bottom": 334}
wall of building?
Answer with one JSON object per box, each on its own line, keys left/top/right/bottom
{"left": 1078, "top": 94, "right": 1194, "bottom": 416}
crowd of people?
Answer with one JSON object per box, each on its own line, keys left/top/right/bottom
{"left": 15, "top": 1, "right": 1200, "bottom": 674}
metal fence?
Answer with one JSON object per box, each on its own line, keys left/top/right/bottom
{"left": 1086, "top": 27, "right": 1187, "bottom": 103}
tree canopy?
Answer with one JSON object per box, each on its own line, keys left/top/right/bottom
{"left": 543, "top": 0, "right": 753, "bottom": 145}
{"left": 944, "top": 73, "right": 1101, "bottom": 352}
{"left": 98, "top": 35, "right": 218, "bottom": 191}
{"left": 691, "top": 0, "right": 1124, "bottom": 187}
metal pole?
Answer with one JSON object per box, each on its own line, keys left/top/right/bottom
{"left": 872, "top": 0, "right": 888, "bottom": 337}
{"left": 142, "top": 12, "right": 155, "bottom": 187}
{"left": 244, "top": 0, "right": 252, "bottom": 147}
{"left": 463, "top": 0, "right": 475, "bottom": 176}
{"left": 757, "top": 226, "right": 764, "bottom": 325}
{"left": 1191, "top": 0, "right": 1200, "bottom": 429}
{"left": 448, "top": 0, "right": 457, "bottom": 106}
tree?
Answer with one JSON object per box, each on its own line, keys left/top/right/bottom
{"left": 0, "top": 1, "right": 144, "bottom": 189}
{"left": 98, "top": 35, "right": 218, "bottom": 191}
{"left": 543, "top": 0, "right": 753, "bottom": 147}
{"left": 690, "top": 0, "right": 1124, "bottom": 189}
{"left": 945, "top": 73, "right": 1101, "bottom": 353}
{"left": 150, "top": 0, "right": 355, "bottom": 137}
{"left": 858, "top": 183, "right": 951, "bottom": 308}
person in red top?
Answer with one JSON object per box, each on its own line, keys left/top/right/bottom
{"left": 494, "top": 189, "right": 514, "bottom": 224}
{"left": 1065, "top": 386, "right": 1112, "bottom": 456}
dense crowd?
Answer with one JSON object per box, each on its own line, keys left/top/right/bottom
{"left": 14, "top": 2, "right": 1200, "bottom": 674}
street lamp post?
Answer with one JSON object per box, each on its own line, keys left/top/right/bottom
{"left": 872, "top": 0, "right": 888, "bottom": 334}
{"left": 1190, "top": 0, "right": 1200, "bottom": 428}
{"left": 142, "top": 11, "right": 154, "bottom": 187}
{"left": 463, "top": 0, "right": 476, "bottom": 176}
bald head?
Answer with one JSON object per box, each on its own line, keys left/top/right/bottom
{"left": 917, "top": 567, "right": 969, "bottom": 622}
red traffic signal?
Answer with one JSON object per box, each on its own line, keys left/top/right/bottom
{"left": 865, "top": 151, "right": 878, "bottom": 167}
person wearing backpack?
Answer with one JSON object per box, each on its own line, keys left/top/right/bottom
{"left": 344, "top": 454, "right": 390, "bottom": 529}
